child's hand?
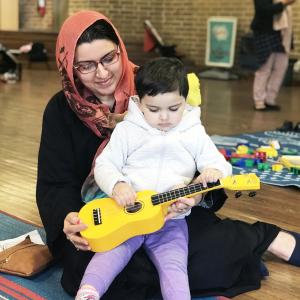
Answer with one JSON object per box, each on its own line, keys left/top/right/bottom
{"left": 112, "top": 182, "right": 136, "bottom": 207}
{"left": 195, "top": 168, "right": 223, "bottom": 187}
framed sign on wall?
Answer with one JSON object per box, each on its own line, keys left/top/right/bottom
{"left": 205, "top": 17, "right": 237, "bottom": 68}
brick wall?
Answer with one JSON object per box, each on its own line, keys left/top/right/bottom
{"left": 21, "top": 0, "right": 300, "bottom": 67}
{"left": 20, "top": 0, "right": 54, "bottom": 31}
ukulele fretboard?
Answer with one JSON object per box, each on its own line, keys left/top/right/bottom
{"left": 151, "top": 181, "right": 220, "bottom": 205}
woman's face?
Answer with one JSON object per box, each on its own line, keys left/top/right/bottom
{"left": 74, "top": 39, "right": 123, "bottom": 99}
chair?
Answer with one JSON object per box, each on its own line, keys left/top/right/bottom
{"left": 28, "top": 42, "right": 50, "bottom": 69}
{"left": 143, "top": 20, "right": 181, "bottom": 58}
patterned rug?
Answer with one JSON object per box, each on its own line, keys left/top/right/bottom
{"left": 0, "top": 212, "right": 229, "bottom": 300}
{"left": 211, "top": 130, "right": 300, "bottom": 187}
{"left": 0, "top": 211, "right": 72, "bottom": 300}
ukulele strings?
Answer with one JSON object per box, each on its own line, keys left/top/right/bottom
{"left": 88, "top": 183, "right": 210, "bottom": 218}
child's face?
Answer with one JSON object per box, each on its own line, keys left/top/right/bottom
{"left": 139, "top": 90, "right": 186, "bottom": 131}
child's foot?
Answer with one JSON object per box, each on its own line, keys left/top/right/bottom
{"left": 75, "top": 285, "right": 100, "bottom": 300}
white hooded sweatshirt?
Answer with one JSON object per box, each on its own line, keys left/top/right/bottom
{"left": 94, "top": 99, "right": 232, "bottom": 198}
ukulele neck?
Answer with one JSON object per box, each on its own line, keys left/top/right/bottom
{"left": 151, "top": 181, "right": 222, "bottom": 206}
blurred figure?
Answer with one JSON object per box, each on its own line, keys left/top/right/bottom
{"left": 251, "top": 0, "right": 296, "bottom": 111}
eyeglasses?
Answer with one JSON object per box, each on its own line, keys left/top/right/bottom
{"left": 73, "top": 47, "right": 120, "bottom": 74}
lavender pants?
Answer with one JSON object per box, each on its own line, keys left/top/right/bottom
{"left": 80, "top": 219, "right": 190, "bottom": 300}
{"left": 253, "top": 52, "right": 289, "bottom": 106}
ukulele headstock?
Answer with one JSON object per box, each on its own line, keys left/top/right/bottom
{"left": 220, "top": 173, "right": 260, "bottom": 191}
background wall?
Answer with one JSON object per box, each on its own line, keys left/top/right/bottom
{"left": 20, "top": 0, "right": 54, "bottom": 30}
{"left": 20, "top": 0, "right": 300, "bottom": 67}
{"left": 0, "top": 0, "right": 19, "bottom": 30}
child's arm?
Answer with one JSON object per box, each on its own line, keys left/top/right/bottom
{"left": 195, "top": 126, "right": 232, "bottom": 180}
{"left": 94, "top": 125, "right": 131, "bottom": 198}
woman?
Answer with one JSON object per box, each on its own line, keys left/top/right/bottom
{"left": 251, "top": 0, "right": 295, "bottom": 111}
{"left": 36, "top": 10, "right": 299, "bottom": 299}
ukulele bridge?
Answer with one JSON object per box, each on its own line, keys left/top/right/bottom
{"left": 93, "top": 208, "right": 102, "bottom": 225}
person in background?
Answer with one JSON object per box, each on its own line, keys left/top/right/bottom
{"left": 36, "top": 10, "right": 300, "bottom": 300}
{"left": 75, "top": 57, "right": 232, "bottom": 300}
{"left": 251, "top": 0, "right": 296, "bottom": 111}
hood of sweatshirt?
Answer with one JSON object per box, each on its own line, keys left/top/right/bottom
{"left": 124, "top": 96, "right": 201, "bottom": 134}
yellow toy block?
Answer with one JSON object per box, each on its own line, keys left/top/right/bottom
{"left": 236, "top": 145, "right": 249, "bottom": 155}
{"left": 257, "top": 146, "right": 278, "bottom": 158}
{"left": 268, "top": 139, "right": 280, "bottom": 150}
{"left": 186, "top": 73, "right": 201, "bottom": 106}
{"left": 272, "top": 164, "right": 283, "bottom": 172}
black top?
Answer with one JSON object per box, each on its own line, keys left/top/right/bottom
{"left": 251, "top": 0, "right": 285, "bottom": 32}
{"left": 250, "top": 0, "right": 286, "bottom": 66}
{"left": 36, "top": 91, "right": 281, "bottom": 299}
{"left": 36, "top": 91, "right": 105, "bottom": 254}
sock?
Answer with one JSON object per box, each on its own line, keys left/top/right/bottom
{"left": 75, "top": 286, "right": 100, "bottom": 300}
{"left": 287, "top": 231, "right": 300, "bottom": 267}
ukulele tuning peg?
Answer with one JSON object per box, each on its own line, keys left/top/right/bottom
{"left": 248, "top": 191, "right": 256, "bottom": 197}
{"left": 235, "top": 191, "right": 242, "bottom": 198}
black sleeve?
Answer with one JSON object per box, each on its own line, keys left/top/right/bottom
{"left": 254, "top": 0, "right": 285, "bottom": 16}
{"left": 36, "top": 92, "right": 101, "bottom": 254}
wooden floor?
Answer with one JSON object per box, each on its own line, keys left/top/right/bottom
{"left": 0, "top": 69, "right": 299, "bottom": 299}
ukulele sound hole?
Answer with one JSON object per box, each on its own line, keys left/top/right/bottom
{"left": 125, "top": 202, "right": 142, "bottom": 213}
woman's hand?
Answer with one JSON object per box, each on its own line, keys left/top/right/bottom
{"left": 63, "top": 212, "right": 90, "bottom": 251}
{"left": 165, "top": 183, "right": 202, "bottom": 220}
{"left": 165, "top": 197, "right": 197, "bottom": 221}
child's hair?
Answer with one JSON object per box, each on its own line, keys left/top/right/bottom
{"left": 135, "top": 57, "right": 188, "bottom": 100}
{"left": 77, "top": 20, "right": 119, "bottom": 47}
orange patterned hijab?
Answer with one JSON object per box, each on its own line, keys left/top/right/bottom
{"left": 56, "top": 10, "right": 136, "bottom": 138}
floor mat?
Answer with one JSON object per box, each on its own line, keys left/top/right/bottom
{"left": 0, "top": 212, "right": 72, "bottom": 300}
{"left": 211, "top": 130, "right": 300, "bottom": 187}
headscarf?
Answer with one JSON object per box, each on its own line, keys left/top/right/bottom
{"left": 56, "top": 11, "right": 136, "bottom": 141}
{"left": 56, "top": 11, "right": 137, "bottom": 201}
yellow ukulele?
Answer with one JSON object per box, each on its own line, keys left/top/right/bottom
{"left": 79, "top": 173, "right": 260, "bottom": 252}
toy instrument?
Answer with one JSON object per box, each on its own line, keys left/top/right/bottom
{"left": 79, "top": 173, "right": 260, "bottom": 252}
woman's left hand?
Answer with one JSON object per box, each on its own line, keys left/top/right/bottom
{"left": 165, "top": 197, "right": 197, "bottom": 221}
{"left": 63, "top": 212, "right": 90, "bottom": 251}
